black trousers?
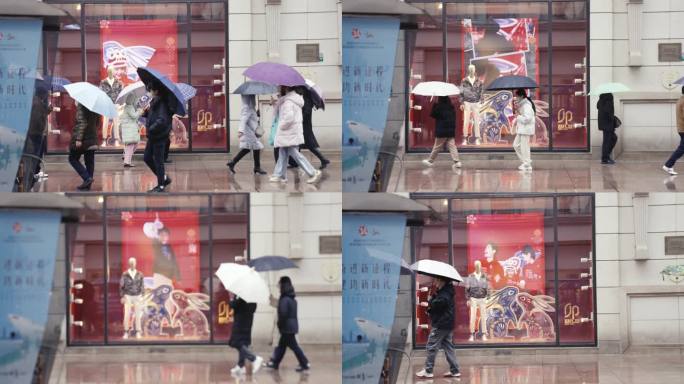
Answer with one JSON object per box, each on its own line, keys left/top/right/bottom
{"left": 665, "top": 133, "right": 684, "bottom": 168}
{"left": 68, "top": 149, "right": 95, "bottom": 182}
{"left": 233, "top": 345, "right": 256, "bottom": 367}
{"left": 230, "top": 148, "right": 262, "bottom": 169}
{"left": 144, "top": 140, "right": 166, "bottom": 186}
{"left": 271, "top": 333, "right": 308, "bottom": 368}
{"left": 601, "top": 128, "right": 618, "bottom": 161}
{"left": 164, "top": 138, "right": 171, "bottom": 161}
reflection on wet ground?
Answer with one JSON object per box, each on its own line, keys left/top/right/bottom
{"left": 50, "top": 345, "right": 341, "bottom": 384}
{"left": 35, "top": 153, "right": 340, "bottom": 193}
{"left": 404, "top": 349, "right": 684, "bottom": 384}
{"left": 388, "top": 154, "right": 683, "bottom": 192}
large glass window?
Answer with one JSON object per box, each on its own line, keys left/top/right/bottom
{"left": 406, "top": 1, "right": 588, "bottom": 152}
{"left": 411, "top": 193, "right": 595, "bottom": 348}
{"left": 66, "top": 194, "right": 248, "bottom": 345}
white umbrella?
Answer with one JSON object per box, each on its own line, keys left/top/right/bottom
{"left": 411, "top": 81, "right": 461, "bottom": 97}
{"left": 115, "top": 81, "right": 146, "bottom": 104}
{"left": 64, "top": 82, "right": 117, "bottom": 118}
{"left": 588, "top": 82, "right": 630, "bottom": 95}
{"left": 215, "top": 263, "right": 270, "bottom": 304}
{"left": 410, "top": 259, "right": 463, "bottom": 282}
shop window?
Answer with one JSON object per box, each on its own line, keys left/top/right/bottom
{"left": 411, "top": 194, "right": 595, "bottom": 348}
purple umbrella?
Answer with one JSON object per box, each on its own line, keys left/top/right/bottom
{"left": 243, "top": 62, "right": 306, "bottom": 87}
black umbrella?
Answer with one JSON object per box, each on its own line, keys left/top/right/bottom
{"left": 486, "top": 75, "right": 538, "bottom": 91}
{"left": 247, "top": 256, "right": 298, "bottom": 272}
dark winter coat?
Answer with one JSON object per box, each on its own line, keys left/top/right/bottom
{"left": 431, "top": 101, "right": 457, "bottom": 138}
{"left": 597, "top": 93, "right": 615, "bottom": 132}
{"left": 144, "top": 96, "right": 175, "bottom": 143}
{"left": 228, "top": 297, "right": 257, "bottom": 348}
{"left": 277, "top": 289, "right": 299, "bottom": 334}
{"left": 301, "top": 91, "right": 320, "bottom": 149}
{"left": 427, "top": 282, "right": 455, "bottom": 331}
{"left": 70, "top": 104, "right": 100, "bottom": 153}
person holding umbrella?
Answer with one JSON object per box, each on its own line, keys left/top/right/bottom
{"left": 264, "top": 276, "right": 310, "bottom": 372}
{"left": 663, "top": 86, "right": 684, "bottom": 175}
{"left": 227, "top": 95, "right": 267, "bottom": 175}
{"left": 513, "top": 88, "right": 536, "bottom": 171}
{"left": 141, "top": 80, "right": 176, "bottom": 192}
{"left": 597, "top": 93, "right": 618, "bottom": 165}
{"left": 422, "top": 96, "right": 462, "bottom": 168}
{"left": 299, "top": 84, "right": 330, "bottom": 170}
{"left": 69, "top": 102, "right": 101, "bottom": 190}
{"left": 120, "top": 93, "right": 142, "bottom": 168}
{"left": 228, "top": 295, "right": 263, "bottom": 377}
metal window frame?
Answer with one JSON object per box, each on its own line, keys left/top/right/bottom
{"left": 44, "top": 0, "right": 231, "bottom": 154}
{"left": 408, "top": 192, "right": 597, "bottom": 350}
{"left": 64, "top": 192, "right": 251, "bottom": 347}
{"left": 403, "top": 0, "right": 591, "bottom": 154}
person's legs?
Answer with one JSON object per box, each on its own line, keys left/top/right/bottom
{"left": 477, "top": 298, "right": 488, "bottom": 337}
{"left": 602, "top": 129, "right": 614, "bottom": 161}
{"left": 513, "top": 134, "right": 523, "bottom": 164}
{"left": 270, "top": 334, "right": 288, "bottom": 367}
{"left": 123, "top": 143, "right": 135, "bottom": 165}
{"left": 237, "top": 346, "right": 247, "bottom": 367}
{"left": 143, "top": 140, "right": 156, "bottom": 176}
{"left": 164, "top": 138, "right": 171, "bottom": 162}
{"left": 68, "top": 151, "right": 88, "bottom": 181}
{"left": 424, "top": 328, "right": 445, "bottom": 373}
{"left": 471, "top": 102, "right": 481, "bottom": 141}
{"left": 440, "top": 331, "right": 460, "bottom": 374}
{"left": 284, "top": 334, "right": 309, "bottom": 367}
{"left": 229, "top": 149, "right": 250, "bottom": 166}
{"left": 446, "top": 138, "right": 460, "bottom": 162}
{"left": 469, "top": 300, "right": 477, "bottom": 335}
{"left": 239, "top": 345, "right": 257, "bottom": 365}
{"left": 665, "top": 133, "right": 684, "bottom": 168}
{"left": 308, "top": 146, "right": 329, "bottom": 165}
{"left": 84, "top": 150, "right": 95, "bottom": 179}
{"left": 288, "top": 147, "right": 316, "bottom": 177}
{"left": 132, "top": 296, "right": 143, "bottom": 335}
{"left": 123, "top": 296, "right": 132, "bottom": 334}
{"left": 427, "top": 138, "right": 446, "bottom": 162}
{"left": 520, "top": 135, "right": 531, "bottom": 167}
{"left": 253, "top": 149, "right": 263, "bottom": 171}
{"left": 272, "top": 147, "right": 288, "bottom": 180}
{"left": 273, "top": 147, "right": 279, "bottom": 162}
{"left": 152, "top": 141, "right": 166, "bottom": 186}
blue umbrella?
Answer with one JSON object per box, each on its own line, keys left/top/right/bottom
{"left": 136, "top": 66, "right": 186, "bottom": 115}
{"left": 233, "top": 81, "right": 278, "bottom": 95}
{"left": 247, "top": 256, "right": 298, "bottom": 272}
{"left": 486, "top": 75, "right": 538, "bottom": 91}
{"left": 177, "top": 83, "right": 197, "bottom": 102}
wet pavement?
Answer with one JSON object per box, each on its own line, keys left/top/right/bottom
{"left": 386, "top": 153, "right": 683, "bottom": 193}
{"left": 48, "top": 345, "right": 341, "bottom": 384}
{"left": 404, "top": 349, "right": 684, "bottom": 384}
{"left": 34, "top": 152, "right": 341, "bottom": 193}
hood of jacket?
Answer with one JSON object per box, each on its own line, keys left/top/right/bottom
{"left": 281, "top": 91, "right": 304, "bottom": 108}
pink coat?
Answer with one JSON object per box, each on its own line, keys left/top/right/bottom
{"left": 273, "top": 91, "right": 305, "bottom": 148}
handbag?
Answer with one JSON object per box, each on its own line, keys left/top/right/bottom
{"left": 255, "top": 125, "right": 265, "bottom": 138}
{"left": 613, "top": 116, "right": 622, "bottom": 128}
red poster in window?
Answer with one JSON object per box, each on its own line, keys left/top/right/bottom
{"left": 99, "top": 19, "right": 178, "bottom": 85}
{"left": 466, "top": 213, "right": 545, "bottom": 294}
{"left": 120, "top": 211, "right": 200, "bottom": 292}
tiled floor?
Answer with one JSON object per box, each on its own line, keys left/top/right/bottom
{"left": 49, "top": 345, "right": 341, "bottom": 384}
{"left": 34, "top": 152, "right": 340, "bottom": 193}
{"left": 386, "top": 154, "right": 683, "bottom": 193}
{"left": 404, "top": 350, "right": 684, "bottom": 384}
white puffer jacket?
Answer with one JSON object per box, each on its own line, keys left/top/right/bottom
{"left": 515, "top": 98, "right": 536, "bottom": 136}
{"left": 273, "top": 91, "right": 305, "bottom": 148}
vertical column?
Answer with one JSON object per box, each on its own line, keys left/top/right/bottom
{"left": 626, "top": 0, "right": 643, "bottom": 66}
{"left": 265, "top": 0, "right": 281, "bottom": 61}
{"left": 632, "top": 193, "right": 649, "bottom": 259}
{"left": 287, "top": 193, "right": 304, "bottom": 258}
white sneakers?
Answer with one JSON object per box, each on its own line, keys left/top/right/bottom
{"left": 415, "top": 369, "right": 434, "bottom": 378}
{"left": 518, "top": 164, "right": 533, "bottom": 171}
{"left": 662, "top": 165, "right": 678, "bottom": 175}
{"left": 230, "top": 365, "right": 246, "bottom": 376}
{"left": 422, "top": 159, "right": 434, "bottom": 167}
{"left": 307, "top": 170, "right": 323, "bottom": 184}
{"left": 444, "top": 371, "right": 462, "bottom": 377}
{"left": 252, "top": 356, "right": 263, "bottom": 375}
{"left": 122, "top": 332, "right": 129, "bottom": 340}
{"left": 269, "top": 176, "right": 287, "bottom": 183}
{"left": 468, "top": 334, "right": 474, "bottom": 342}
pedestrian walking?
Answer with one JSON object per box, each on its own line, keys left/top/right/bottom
{"left": 663, "top": 87, "right": 684, "bottom": 175}
{"left": 120, "top": 93, "right": 141, "bottom": 168}
{"left": 69, "top": 103, "right": 100, "bottom": 191}
{"left": 513, "top": 88, "right": 536, "bottom": 171}
{"left": 269, "top": 87, "right": 322, "bottom": 184}
{"left": 422, "top": 96, "right": 462, "bottom": 168}
{"left": 229, "top": 296, "right": 263, "bottom": 376}
{"left": 299, "top": 87, "right": 330, "bottom": 169}
{"left": 264, "top": 276, "right": 310, "bottom": 372}
{"left": 415, "top": 276, "right": 461, "bottom": 379}
{"left": 598, "top": 93, "right": 618, "bottom": 164}
{"left": 227, "top": 95, "right": 267, "bottom": 175}
{"left": 142, "top": 81, "right": 175, "bottom": 192}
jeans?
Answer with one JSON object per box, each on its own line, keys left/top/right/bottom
{"left": 665, "top": 132, "right": 684, "bottom": 168}
{"left": 271, "top": 333, "right": 308, "bottom": 368}
{"left": 428, "top": 138, "right": 460, "bottom": 162}
{"left": 601, "top": 128, "right": 618, "bottom": 161}
{"left": 144, "top": 140, "right": 166, "bottom": 186}
{"left": 274, "top": 147, "right": 299, "bottom": 167}
{"left": 424, "top": 328, "right": 459, "bottom": 374}
{"left": 272, "top": 146, "right": 316, "bottom": 180}
{"left": 234, "top": 345, "right": 257, "bottom": 367}
{"left": 513, "top": 134, "right": 532, "bottom": 166}
{"left": 68, "top": 149, "right": 95, "bottom": 182}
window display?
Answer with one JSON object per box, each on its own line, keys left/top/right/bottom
{"left": 412, "top": 194, "right": 595, "bottom": 348}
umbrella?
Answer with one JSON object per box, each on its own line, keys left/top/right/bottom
{"left": 486, "top": 75, "right": 538, "bottom": 91}
{"left": 215, "top": 263, "right": 270, "bottom": 304}
{"left": 400, "top": 259, "right": 413, "bottom": 275}
{"left": 177, "top": 83, "right": 197, "bottom": 102}
{"left": 411, "top": 81, "right": 461, "bottom": 97}
{"left": 136, "top": 67, "right": 186, "bottom": 115}
{"left": 244, "top": 62, "right": 306, "bottom": 87}
{"left": 115, "top": 81, "right": 145, "bottom": 104}
{"left": 588, "top": 82, "right": 630, "bottom": 95}
{"left": 247, "top": 256, "right": 298, "bottom": 272}
{"left": 35, "top": 75, "right": 71, "bottom": 92}
{"left": 233, "top": 80, "right": 279, "bottom": 95}
{"left": 410, "top": 259, "right": 463, "bottom": 282}
{"left": 305, "top": 79, "right": 325, "bottom": 109}
{"left": 63, "top": 82, "right": 117, "bottom": 118}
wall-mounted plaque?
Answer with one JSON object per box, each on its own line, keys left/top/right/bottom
{"left": 319, "top": 235, "right": 342, "bottom": 254}
{"left": 658, "top": 43, "right": 682, "bottom": 62}
{"left": 664, "top": 235, "right": 684, "bottom": 255}
{"left": 297, "top": 43, "right": 320, "bottom": 63}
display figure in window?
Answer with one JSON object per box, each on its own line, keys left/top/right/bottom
{"left": 143, "top": 215, "right": 180, "bottom": 283}
{"left": 465, "top": 260, "right": 489, "bottom": 342}
{"left": 459, "top": 65, "right": 483, "bottom": 145}
{"left": 119, "top": 257, "right": 144, "bottom": 339}
{"left": 481, "top": 243, "right": 505, "bottom": 291}
{"left": 99, "top": 65, "right": 123, "bottom": 147}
